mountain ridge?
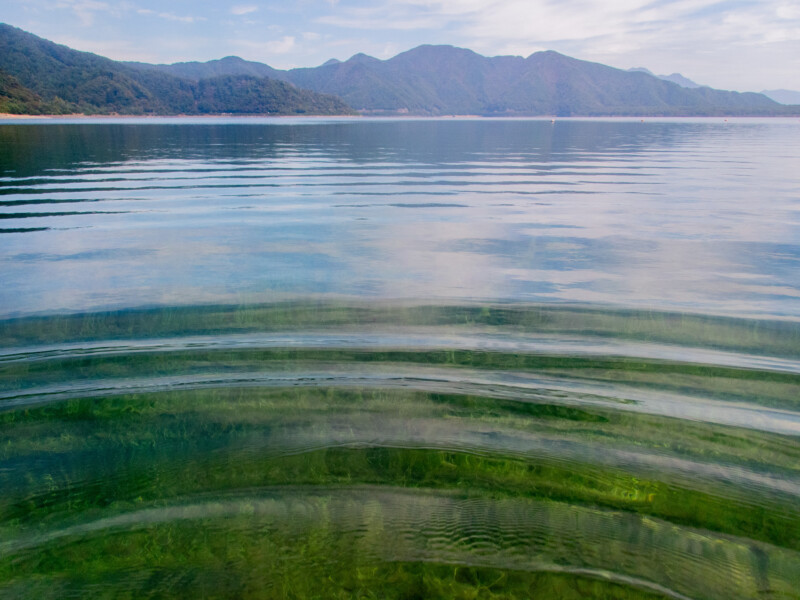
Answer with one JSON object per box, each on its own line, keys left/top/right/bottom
{"left": 761, "top": 89, "right": 800, "bottom": 105}
{"left": 629, "top": 68, "right": 701, "bottom": 89}
{"left": 0, "top": 23, "right": 354, "bottom": 116}
{"left": 132, "top": 44, "right": 796, "bottom": 117}
{"left": 2, "top": 24, "right": 798, "bottom": 117}
{"left": 125, "top": 55, "right": 286, "bottom": 82}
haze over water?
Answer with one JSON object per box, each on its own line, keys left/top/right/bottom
{"left": 1, "top": 118, "right": 799, "bottom": 599}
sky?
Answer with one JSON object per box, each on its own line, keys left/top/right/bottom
{"left": 3, "top": 0, "right": 800, "bottom": 92}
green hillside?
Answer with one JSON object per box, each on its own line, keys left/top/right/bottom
{"left": 0, "top": 24, "right": 354, "bottom": 116}
{"left": 0, "top": 70, "right": 50, "bottom": 114}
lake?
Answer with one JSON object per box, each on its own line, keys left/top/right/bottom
{"left": 1, "top": 117, "right": 799, "bottom": 599}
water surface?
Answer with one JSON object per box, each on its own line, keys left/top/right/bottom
{"left": 1, "top": 118, "right": 799, "bottom": 599}
{"left": 2, "top": 117, "right": 799, "bottom": 317}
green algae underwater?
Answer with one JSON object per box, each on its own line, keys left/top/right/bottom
{"left": 3, "top": 118, "right": 800, "bottom": 599}
{"left": 1, "top": 302, "right": 799, "bottom": 599}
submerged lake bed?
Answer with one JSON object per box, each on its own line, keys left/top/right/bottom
{"left": 1, "top": 118, "right": 799, "bottom": 599}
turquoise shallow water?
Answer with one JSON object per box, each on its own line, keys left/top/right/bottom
{"left": 1, "top": 118, "right": 799, "bottom": 599}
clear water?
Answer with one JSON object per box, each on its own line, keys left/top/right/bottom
{"left": 1, "top": 117, "right": 799, "bottom": 599}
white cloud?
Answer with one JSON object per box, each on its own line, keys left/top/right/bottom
{"left": 379, "top": 42, "right": 400, "bottom": 58}
{"left": 268, "top": 36, "right": 297, "bottom": 54}
{"left": 231, "top": 5, "right": 259, "bottom": 16}
{"left": 136, "top": 8, "right": 204, "bottom": 23}
{"left": 236, "top": 36, "right": 297, "bottom": 56}
{"left": 317, "top": 12, "right": 439, "bottom": 31}
{"left": 159, "top": 13, "right": 204, "bottom": 23}
{"left": 776, "top": 3, "right": 800, "bottom": 20}
{"left": 54, "top": 0, "right": 113, "bottom": 26}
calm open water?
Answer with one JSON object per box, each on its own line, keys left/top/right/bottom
{"left": 1, "top": 118, "right": 799, "bottom": 599}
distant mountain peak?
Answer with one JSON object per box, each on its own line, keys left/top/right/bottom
{"left": 760, "top": 89, "right": 800, "bottom": 105}
{"left": 660, "top": 73, "right": 700, "bottom": 89}
{"left": 322, "top": 58, "right": 341, "bottom": 66}
{"left": 628, "top": 67, "right": 700, "bottom": 89}
{"left": 528, "top": 50, "right": 568, "bottom": 59}
{"left": 347, "top": 52, "right": 380, "bottom": 64}
{"left": 401, "top": 44, "right": 475, "bottom": 54}
{"left": 389, "top": 44, "right": 483, "bottom": 68}
{"left": 123, "top": 53, "right": 285, "bottom": 82}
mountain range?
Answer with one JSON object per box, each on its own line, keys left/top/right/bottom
{"left": 1, "top": 23, "right": 798, "bottom": 117}
{"left": 760, "top": 89, "right": 800, "bottom": 105}
{"left": 628, "top": 68, "right": 700, "bottom": 89}
{"left": 0, "top": 24, "right": 353, "bottom": 116}
{"left": 627, "top": 68, "right": 800, "bottom": 106}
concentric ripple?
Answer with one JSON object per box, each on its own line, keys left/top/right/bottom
{"left": 1, "top": 303, "right": 799, "bottom": 599}
{"left": 2, "top": 118, "right": 800, "bottom": 598}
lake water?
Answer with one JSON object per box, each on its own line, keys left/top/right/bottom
{"left": 1, "top": 117, "right": 799, "bottom": 599}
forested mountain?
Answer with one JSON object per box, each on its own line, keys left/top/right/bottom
{"left": 1, "top": 23, "right": 797, "bottom": 116}
{"left": 0, "top": 69, "right": 51, "bottom": 113}
{"left": 129, "top": 44, "right": 793, "bottom": 116}
{"left": 0, "top": 24, "right": 354, "bottom": 115}
{"left": 125, "top": 56, "right": 285, "bottom": 82}
{"left": 286, "top": 45, "right": 785, "bottom": 116}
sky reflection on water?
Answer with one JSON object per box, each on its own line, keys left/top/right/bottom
{"left": 1, "top": 118, "right": 799, "bottom": 318}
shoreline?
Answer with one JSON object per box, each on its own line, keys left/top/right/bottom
{"left": 2, "top": 113, "right": 799, "bottom": 123}
{"left": 0, "top": 113, "right": 362, "bottom": 120}
{"left": 0, "top": 113, "right": 51, "bottom": 119}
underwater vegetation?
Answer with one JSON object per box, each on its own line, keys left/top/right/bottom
{"left": 1, "top": 303, "right": 799, "bottom": 599}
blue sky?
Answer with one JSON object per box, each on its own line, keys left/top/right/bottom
{"left": 3, "top": 0, "right": 800, "bottom": 91}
